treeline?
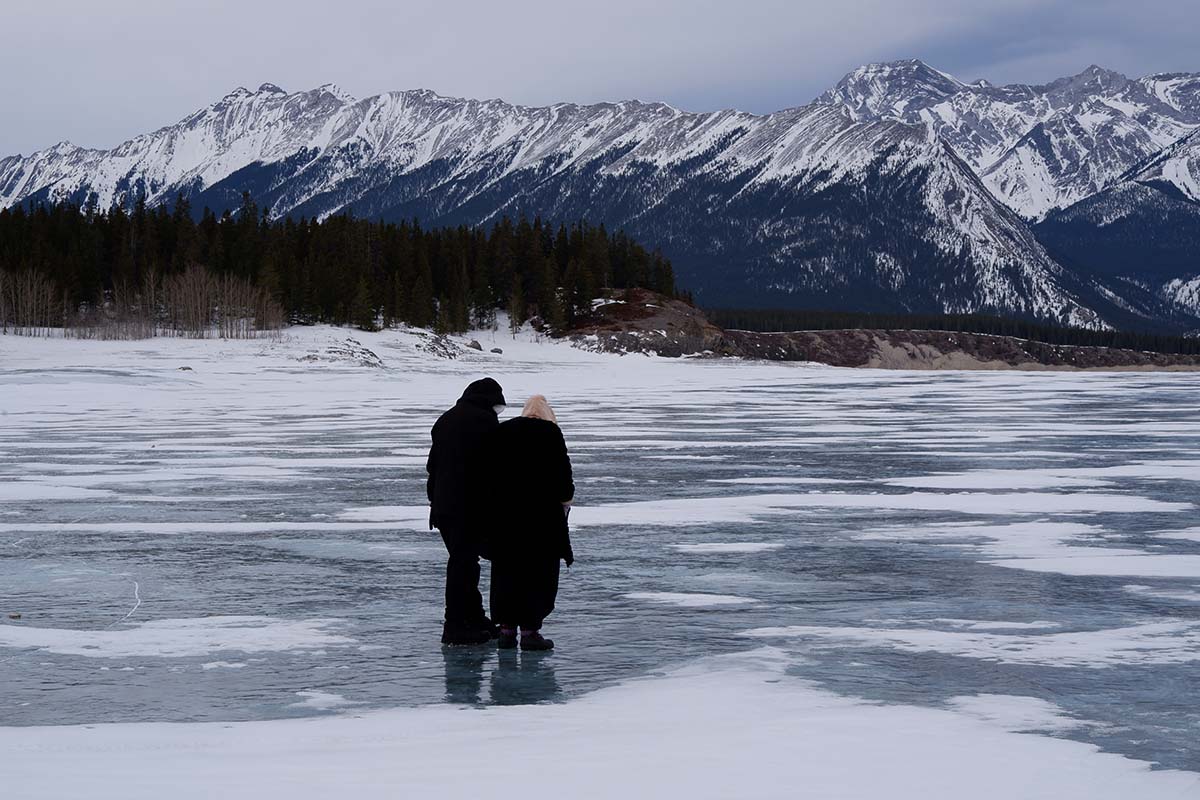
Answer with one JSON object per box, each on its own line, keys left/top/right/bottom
{"left": 707, "top": 308, "right": 1200, "bottom": 356}
{"left": 0, "top": 196, "right": 678, "bottom": 337}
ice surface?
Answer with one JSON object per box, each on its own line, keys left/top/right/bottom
{"left": 859, "top": 520, "right": 1200, "bottom": 577}
{"left": 0, "top": 616, "right": 353, "bottom": 659}
{"left": 623, "top": 592, "right": 758, "bottom": 607}
{"left": 742, "top": 620, "right": 1200, "bottom": 667}
{"left": 0, "top": 482, "right": 113, "bottom": 501}
{"left": 289, "top": 690, "right": 361, "bottom": 710}
{"left": 4, "top": 649, "right": 1198, "bottom": 800}
{"left": 1124, "top": 584, "right": 1200, "bottom": 602}
{"left": 946, "top": 693, "right": 1082, "bottom": 732}
{"left": 1160, "top": 526, "right": 1200, "bottom": 543}
{"left": 670, "top": 542, "right": 785, "bottom": 553}
{"left": 2, "top": 326, "right": 1200, "bottom": 792}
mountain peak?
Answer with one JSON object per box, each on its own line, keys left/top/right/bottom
{"left": 257, "top": 82, "right": 285, "bottom": 94}
{"left": 1057, "top": 64, "right": 1128, "bottom": 93}
{"left": 817, "top": 59, "right": 964, "bottom": 121}
{"left": 315, "top": 83, "right": 356, "bottom": 103}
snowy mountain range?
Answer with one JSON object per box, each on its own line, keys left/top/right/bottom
{"left": 820, "top": 60, "right": 1200, "bottom": 219}
{"left": 3, "top": 61, "right": 1199, "bottom": 331}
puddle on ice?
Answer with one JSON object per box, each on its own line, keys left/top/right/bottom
{"left": 2, "top": 338, "right": 1199, "bottom": 776}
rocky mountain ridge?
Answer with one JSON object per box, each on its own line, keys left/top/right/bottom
{"left": 3, "top": 61, "right": 1199, "bottom": 332}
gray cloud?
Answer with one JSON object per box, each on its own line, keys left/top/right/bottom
{"left": 1, "top": 0, "right": 1196, "bottom": 155}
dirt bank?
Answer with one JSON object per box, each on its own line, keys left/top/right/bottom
{"left": 566, "top": 291, "right": 1200, "bottom": 371}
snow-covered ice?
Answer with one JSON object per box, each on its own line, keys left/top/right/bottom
{"left": 3, "top": 325, "right": 1200, "bottom": 796}
{"left": 670, "top": 542, "right": 785, "bottom": 554}
{"left": 0, "top": 615, "right": 354, "bottom": 659}
{"left": 6, "top": 649, "right": 1200, "bottom": 800}
{"left": 742, "top": 620, "right": 1200, "bottom": 667}
{"left": 623, "top": 592, "right": 759, "bottom": 607}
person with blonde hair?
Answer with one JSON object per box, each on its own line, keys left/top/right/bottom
{"left": 487, "top": 394, "right": 575, "bottom": 651}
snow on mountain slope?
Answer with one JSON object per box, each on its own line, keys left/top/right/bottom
{"left": 981, "top": 98, "right": 1193, "bottom": 219}
{"left": 1163, "top": 275, "right": 1200, "bottom": 315}
{"left": 0, "top": 84, "right": 353, "bottom": 210}
{"left": 815, "top": 59, "right": 965, "bottom": 121}
{"left": 242, "top": 95, "right": 1105, "bottom": 326}
{"left": 1033, "top": 129, "right": 1200, "bottom": 323}
{"left": 0, "top": 74, "right": 1191, "bottom": 329}
{"left": 819, "top": 62, "right": 1200, "bottom": 219}
{"left": 1129, "top": 128, "right": 1200, "bottom": 202}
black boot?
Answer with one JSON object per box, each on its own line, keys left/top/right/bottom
{"left": 520, "top": 631, "right": 554, "bottom": 651}
{"left": 442, "top": 620, "right": 491, "bottom": 646}
{"left": 473, "top": 615, "right": 500, "bottom": 639}
{"left": 497, "top": 628, "right": 518, "bottom": 649}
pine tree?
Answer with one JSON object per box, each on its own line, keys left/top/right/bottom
{"left": 408, "top": 249, "right": 435, "bottom": 328}
{"left": 507, "top": 278, "right": 526, "bottom": 336}
{"left": 534, "top": 252, "right": 565, "bottom": 330}
{"left": 352, "top": 277, "right": 377, "bottom": 331}
{"left": 470, "top": 257, "right": 494, "bottom": 329}
{"left": 0, "top": 199, "right": 706, "bottom": 343}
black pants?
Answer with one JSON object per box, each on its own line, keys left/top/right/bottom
{"left": 490, "top": 557, "right": 560, "bottom": 631}
{"left": 439, "top": 524, "right": 486, "bottom": 625}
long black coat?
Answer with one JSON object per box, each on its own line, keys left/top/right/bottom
{"left": 486, "top": 416, "right": 576, "bottom": 565}
{"left": 426, "top": 378, "right": 506, "bottom": 530}
{"left": 487, "top": 415, "right": 575, "bottom": 629}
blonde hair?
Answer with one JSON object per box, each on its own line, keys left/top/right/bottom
{"left": 521, "top": 394, "right": 557, "bottom": 424}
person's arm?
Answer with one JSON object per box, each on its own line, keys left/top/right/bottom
{"left": 552, "top": 426, "right": 575, "bottom": 505}
{"left": 553, "top": 426, "right": 575, "bottom": 565}
{"left": 426, "top": 425, "right": 438, "bottom": 505}
{"left": 563, "top": 530, "right": 575, "bottom": 567}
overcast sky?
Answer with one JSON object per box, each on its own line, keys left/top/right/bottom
{"left": 2, "top": 0, "right": 1197, "bottom": 156}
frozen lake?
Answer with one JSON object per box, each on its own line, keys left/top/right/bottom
{"left": 2, "top": 327, "right": 1199, "bottom": 797}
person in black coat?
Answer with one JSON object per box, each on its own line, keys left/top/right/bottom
{"left": 487, "top": 394, "right": 575, "bottom": 652}
{"left": 427, "top": 377, "right": 506, "bottom": 645}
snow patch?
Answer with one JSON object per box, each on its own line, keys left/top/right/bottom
{"left": 742, "top": 621, "right": 1200, "bottom": 667}
{"left": 623, "top": 592, "right": 758, "bottom": 607}
{"left": 0, "top": 616, "right": 354, "bottom": 659}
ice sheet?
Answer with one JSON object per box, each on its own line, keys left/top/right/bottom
{"left": 670, "top": 542, "right": 785, "bottom": 553}
{"left": 742, "top": 621, "right": 1200, "bottom": 667}
{"left": 4, "top": 325, "right": 1200, "bottom": 780}
{"left": 0, "top": 616, "right": 353, "bottom": 658}
{"left": 4, "top": 650, "right": 1196, "bottom": 800}
{"left": 624, "top": 592, "right": 759, "bottom": 607}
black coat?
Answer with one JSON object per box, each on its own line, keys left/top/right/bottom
{"left": 426, "top": 378, "right": 506, "bottom": 530}
{"left": 486, "top": 416, "right": 575, "bottom": 565}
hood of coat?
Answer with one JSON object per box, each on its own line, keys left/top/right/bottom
{"left": 458, "top": 377, "right": 506, "bottom": 412}
{"left": 521, "top": 394, "right": 557, "bottom": 424}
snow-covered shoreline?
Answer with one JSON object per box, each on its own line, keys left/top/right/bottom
{"left": 6, "top": 320, "right": 1199, "bottom": 373}
{"left": 6, "top": 649, "right": 1198, "bottom": 800}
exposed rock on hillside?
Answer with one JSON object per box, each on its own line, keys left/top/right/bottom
{"left": 566, "top": 291, "right": 1200, "bottom": 370}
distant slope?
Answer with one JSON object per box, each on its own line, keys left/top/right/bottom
{"left": 1035, "top": 129, "right": 1200, "bottom": 321}
{"left": 818, "top": 61, "right": 1200, "bottom": 219}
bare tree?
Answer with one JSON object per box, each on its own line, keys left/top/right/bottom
{"left": 0, "top": 270, "right": 10, "bottom": 334}
{"left": 168, "top": 264, "right": 215, "bottom": 338}
{"left": 8, "top": 270, "right": 57, "bottom": 336}
{"left": 217, "top": 273, "right": 254, "bottom": 339}
{"left": 255, "top": 287, "right": 285, "bottom": 337}
{"left": 141, "top": 267, "right": 161, "bottom": 338}
{"left": 12, "top": 263, "right": 283, "bottom": 340}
